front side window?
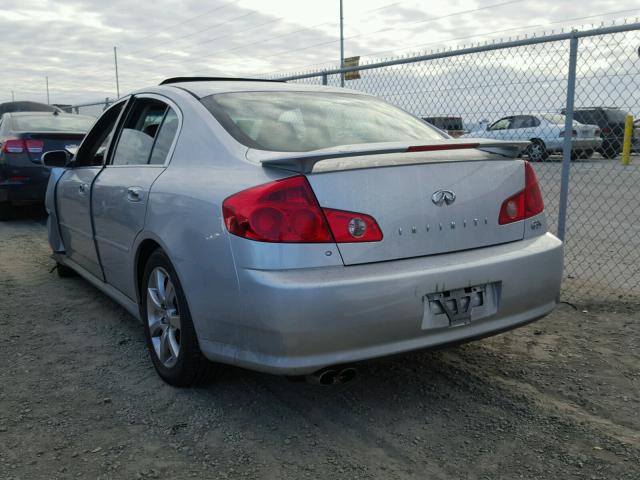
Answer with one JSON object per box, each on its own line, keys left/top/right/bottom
{"left": 74, "top": 101, "right": 126, "bottom": 167}
{"left": 111, "top": 98, "right": 168, "bottom": 166}
{"left": 489, "top": 117, "right": 512, "bottom": 130}
{"left": 200, "top": 92, "right": 443, "bottom": 152}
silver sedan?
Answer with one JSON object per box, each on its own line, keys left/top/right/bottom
{"left": 44, "top": 78, "right": 563, "bottom": 386}
{"left": 467, "top": 113, "right": 602, "bottom": 161}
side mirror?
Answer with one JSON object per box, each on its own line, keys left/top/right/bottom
{"left": 42, "top": 150, "right": 72, "bottom": 168}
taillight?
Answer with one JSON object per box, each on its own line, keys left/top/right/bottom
{"left": 498, "top": 161, "right": 544, "bottom": 225}
{"left": 2, "top": 139, "right": 25, "bottom": 153}
{"left": 601, "top": 127, "right": 611, "bottom": 135}
{"left": 322, "top": 208, "right": 382, "bottom": 242}
{"left": 25, "top": 139, "right": 44, "bottom": 153}
{"left": 594, "top": 129, "right": 601, "bottom": 137}
{"left": 222, "top": 175, "right": 382, "bottom": 243}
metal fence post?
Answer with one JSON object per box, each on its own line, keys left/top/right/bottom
{"left": 557, "top": 34, "right": 579, "bottom": 243}
{"left": 322, "top": 72, "right": 328, "bottom": 86}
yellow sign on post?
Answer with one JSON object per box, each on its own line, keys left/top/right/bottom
{"left": 622, "top": 114, "right": 633, "bottom": 165}
{"left": 344, "top": 56, "right": 361, "bottom": 81}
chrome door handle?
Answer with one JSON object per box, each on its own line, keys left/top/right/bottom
{"left": 127, "top": 187, "right": 144, "bottom": 202}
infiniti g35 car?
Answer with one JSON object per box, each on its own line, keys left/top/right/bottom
{"left": 43, "top": 78, "right": 563, "bottom": 386}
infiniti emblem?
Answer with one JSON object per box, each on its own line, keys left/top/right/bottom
{"left": 431, "top": 190, "right": 456, "bottom": 206}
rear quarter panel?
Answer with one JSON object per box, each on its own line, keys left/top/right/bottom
{"left": 139, "top": 89, "right": 311, "bottom": 342}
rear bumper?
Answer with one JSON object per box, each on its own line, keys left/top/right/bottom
{"left": 0, "top": 179, "right": 48, "bottom": 203}
{"left": 547, "top": 138, "right": 602, "bottom": 152}
{"left": 199, "top": 233, "right": 563, "bottom": 375}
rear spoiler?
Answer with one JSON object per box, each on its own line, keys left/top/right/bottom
{"left": 253, "top": 139, "right": 530, "bottom": 173}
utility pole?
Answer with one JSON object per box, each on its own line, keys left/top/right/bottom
{"left": 339, "top": 0, "right": 344, "bottom": 87}
{"left": 45, "top": 76, "right": 50, "bottom": 104}
{"left": 11, "top": 90, "right": 15, "bottom": 102}
{"left": 114, "top": 46, "right": 120, "bottom": 98}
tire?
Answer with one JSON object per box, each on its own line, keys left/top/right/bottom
{"left": 56, "top": 262, "right": 77, "bottom": 278}
{"left": 0, "top": 202, "right": 12, "bottom": 221}
{"left": 526, "top": 139, "right": 548, "bottom": 162}
{"left": 577, "top": 149, "right": 594, "bottom": 159}
{"left": 141, "top": 249, "right": 217, "bottom": 387}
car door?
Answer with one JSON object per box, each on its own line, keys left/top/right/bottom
{"left": 509, "top": 115, "right": 539, "bottom": 141}
{"left": 56, "top": 100, "right": 127, "bottom": 280}
{"left": 92, "top": 94, "right": 181, "bottom": 299}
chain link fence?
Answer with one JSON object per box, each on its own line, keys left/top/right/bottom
{"left": 61, "top": 98, "right": 115, "bottom": 116}
{"left": 272, "top": 22, "right": 640, "bottom": 305}
{"left": 67, "top": 21, "right": 640, "bottom": 305}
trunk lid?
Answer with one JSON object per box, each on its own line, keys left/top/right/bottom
{"left": 306, "top": 154, "right": 525, "bottom": 265}
{"left": 255, "top": 139, "right": 529, "bottom": 266}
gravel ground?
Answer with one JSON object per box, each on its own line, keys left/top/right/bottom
{"left": 531, "top": 154, "right": 640, "bottom": 303}
{"left": 1, "top": 213, "right": 639, "bottom": 480}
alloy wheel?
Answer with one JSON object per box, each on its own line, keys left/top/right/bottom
{"left": 146, "top": 267, "right": 181, "bottom": 368}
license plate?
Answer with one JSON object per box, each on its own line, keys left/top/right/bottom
{"left": 421, "top": 282, "right": 500, "bottom": 330}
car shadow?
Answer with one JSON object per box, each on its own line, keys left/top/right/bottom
{"left": 2, "top": 204, "right": 48, "bottom": 224}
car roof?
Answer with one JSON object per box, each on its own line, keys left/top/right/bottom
{"left": 158, "top": 80, "right": 365, "bottom": 99}
{"left": 7, "top": 111, "right": 94, "bottom": 120}
{"left": 0, "top": 101, "right": 61, "bottom": 115}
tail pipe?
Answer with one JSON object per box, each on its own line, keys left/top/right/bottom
{"left": 305, "top": 366, "right": 357, "bottom": 386}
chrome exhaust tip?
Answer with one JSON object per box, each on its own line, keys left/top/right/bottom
{"left": 305, "top": 366, "right": 357, "bottom": 385}
{"left": 336, "top": 367, "right": 357, "bottom": 383}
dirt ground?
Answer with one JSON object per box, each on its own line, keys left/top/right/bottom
{"left": 1, "top": 212, "right": 639, "bottom": 480}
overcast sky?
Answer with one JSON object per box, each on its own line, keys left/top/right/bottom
{"left": 0, "top": 0, "right": 638, "bottom": 104}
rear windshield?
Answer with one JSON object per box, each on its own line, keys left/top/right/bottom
{"left": 12, "top": 114, "right": 94, "bottom": 132}
{"left": 201, "top": 91, "right": 443, "bottom": 152}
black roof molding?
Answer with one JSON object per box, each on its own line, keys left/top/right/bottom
{"left": 159, "top": 76, "right": 283, "bottom": 85}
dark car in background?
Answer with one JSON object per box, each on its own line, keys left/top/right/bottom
{"left": 564, "top": 107, "right": 629, "bottom": 158}
{"left": 0, "top": 101, "right": 62, "bottom": 116}
{"left": 422, "top": 116, "right": 465, "bottom": 137}
{"left": 0, "top": 111, "right": 94, "bottom": 219}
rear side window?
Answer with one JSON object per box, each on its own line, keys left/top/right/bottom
{"left": 572, "top": 110, "right": 599, "bottom": 125}
{"left": 604, "top": 109, "right": 628, "bottom": 123}
{"left": 149, "top": 108, "right": 179, "bottom": 165}
{"left": 111, "top": 98, "right": 168, "bottom": 166}
{"left": 511, "top": 116, "right": 539, "bottom": 128}
{"left": 200, "top": 91, "right": 443, "bottom": 152}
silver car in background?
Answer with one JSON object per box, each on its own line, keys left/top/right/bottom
{"left": 44, "top": 78, "right": 563, "bottom": 386}
{"left": 467, "top": 113, "right": 601, "bottom": 161}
